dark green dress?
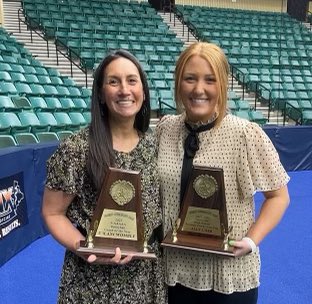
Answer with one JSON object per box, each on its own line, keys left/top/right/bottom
{"left": 46, "top": 128, "right": 166, "bottom": 304}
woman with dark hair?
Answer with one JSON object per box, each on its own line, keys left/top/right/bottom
{"left": 42, "top": 50, "right": 166, "bottom": 304}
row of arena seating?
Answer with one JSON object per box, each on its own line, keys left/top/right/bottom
{"left": 174, "top": 4, "right": 312, "bottom": 124}
{"left": 0, "top": 95, "right": 90, "bottom": 113}
{"left": 0, "top": 23, "right": 93, "bottom": 147}
{"left": 0, "top": 111, "right": 90, "bottom": 134}
{"left": 0, "top": 131, "right": 74, "bottom": 148}
{"left": 21, "top": 0, "right": 183, "bottom": 107}
{"left": 2, "top": 1, "right": 312, "bottom": 150}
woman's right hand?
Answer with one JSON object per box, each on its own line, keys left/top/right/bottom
{"left": 76, "top": 246, "right": 134, "bottom": 265}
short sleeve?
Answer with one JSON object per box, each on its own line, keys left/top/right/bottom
{"left": 46, "top": 134, "right": 88, "bottom": 195}
{"left": 155, "top": 115, "right": 171, "bottom": 146}
{"left": 237, "top": 122, "right": 290, "bottom": 199}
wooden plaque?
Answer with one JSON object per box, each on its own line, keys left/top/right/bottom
{"left": 77, "top": 167, "right": 156, "bottom": 259}
{"left": 161, "top": 166, "right": 234, "bottom": 256}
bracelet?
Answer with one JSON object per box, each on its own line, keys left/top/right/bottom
{"left": 242, "top": 237, "right": 257, "bottom": 253}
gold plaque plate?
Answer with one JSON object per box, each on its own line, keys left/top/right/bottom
{"left": 96, "top": 209, "right": 138, "bottom": 240}
{"left": 182, "top": 206, "right": 221, "bottom": 236}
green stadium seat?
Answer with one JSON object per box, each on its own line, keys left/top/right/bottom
{"left": 236, "top": 99, "right": 250, "bottom": 111}
{"left": 46, "top": 67, "right": 61, "bottom": 77}
{"left": 24, "top": 74, "right": 40, "bottom": 84}
{"left": 80, "top": 88, "right": 92, "bottom": 98}
{"left": 153, "top": 80, "right": 169, "bottom": 90}
{"left": 57, "top": 130, "right": 74, "bottom": 141}
{"left": 54, "top": 112, "right": 80, "bottom": 131}
{"left": 228, "top": 99, "right": 238, "bottom": 112}
{"left": 67, "top": 86, "right": 82, "bottom": 97}
{"left": 249, "top": 110, "right": 267, "bottom": 125}
{"left": 18, "top": 112, "right": 49, "bottom": 133}
{"left": 228, "top": 91, "right": 240, "bottom": 101}
{"left": 15, "top": 83, "right": 32, "bottom": 95}
{"left": 82, "top": 111, "right": 91, "bottom": 124}
{"left": 0, "top": 134, "right": 17, "bottom": 148}
{"left": 36, "top": 112, "right": 63, "bottom": 132}
{"left": 11, "top": 96, "right": 32, "bottom": 110}
{"left": 28, "top": 96, "right": 48, "bottom": 112}
{"left": 235, "top": 110, "right": 250, "bottom": 121}
{"left": 72, "top": 98, "right": 88, "bottom": 112}
{"left": 0, "top": 62, "right": 12, "bottom": 72}
{"left": 29, "top": 84, "right": 46, "bottom": 96}
{"left": 35, "top": 131, "right": 59, "bottom": 143}
{"left": 45, "top": 97, "right": 63, "bottom": 112}
{"left": 59, "top": 98, "right": 76, "bottom": 111}
{"left": 50, "top": 76, "right": 63, "bottom": 85}
{"left": 56, "top": 86, "right": 71, "bottom": 97}
{"left": 37, "top": 75, "right": 52, "bottom": 85}
{"left": 10, "top": 72, "right": 27, "bottom": 83}
{"left": 68, "top": 112, "right": 88, "bottom": 128}
{"left": 0, "top": 112, "right": 30, "bottom": 134}
{"left": 23, "top": 66, "right": 37, "bottom": 74}
{"left": 10, "top": 64, "right": 25, "bottom": 74}
{"left": 149, "top": 90, "right": 159, "bottom": 110}
{"left": 302, "top": 110, "right": 312, "bottom": 125}
{"left": 43, "top": 85, "right": 59, "bottom": 96}
{"left": 298, "top": 100, "right": 312, "bottom": 110}
{"left": 62, "top": 77, "right": 76, "bottom": 87}
{"left": 14, "top": 132, "right": 39, "bottom": 145}
{"left": 0, "top": 82, "right": 18, "bottom": 95}
{"left": 0, "top": 96, "right": 17, "bottom": 112}
{"left": 0, "top": 71, "right": 12, "bottom": 81}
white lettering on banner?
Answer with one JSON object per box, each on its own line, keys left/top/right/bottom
{"left": 2, "top": 219, "right": 20, "bottom": 237}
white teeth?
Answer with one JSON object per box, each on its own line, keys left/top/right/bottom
{"left": 117, "top": 100, "right": 134, "bottom": 105}
{"left": 191, "top": 98, "right": 209, "bottom": 104}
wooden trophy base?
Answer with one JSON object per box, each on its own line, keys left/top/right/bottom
{"left": 77, "top": 241, "right": 157, "bottom": 260}
{"left": 161, "top": 230, "right": 235, "bottom": 257}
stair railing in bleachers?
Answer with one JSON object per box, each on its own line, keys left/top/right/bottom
{"left": 173, "top": 5, "right": 191, "bottom": 41}
{"left": 158, "top": 98, "right": 177, "bottom": 117}
{"left": 254, "top": 82, "right": 273, "bottom": 123}
{"left": 55, "top": 38, "right": 88, "bottom": 87}
{"left": 284, "top": 102, "right": 303, "bottom": 125}
{"left": 17, "top": 8, "right": 50, "bottom": 57}
{"left": 162, "top": 0, "right": 173, "bottom": 22}
{"left": 230, "top": 65, "right": 245, "bottom": 100}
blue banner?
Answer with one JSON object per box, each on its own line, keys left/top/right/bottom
{"left": 0, "top": 172, "right": 28, "bottom": 239}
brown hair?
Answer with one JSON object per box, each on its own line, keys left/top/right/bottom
{"left": 174, "top": 42, "right": 229, "bottom": 126}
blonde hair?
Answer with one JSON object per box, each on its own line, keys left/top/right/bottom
{"left": 174, "top": 42, "right": 229, "bottom": 126}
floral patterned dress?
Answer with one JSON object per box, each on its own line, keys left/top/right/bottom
{"left": 46, "top": 128, "right": 166, "bottom": 304}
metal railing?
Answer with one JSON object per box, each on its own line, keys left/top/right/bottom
{"left": 54, "top": 38, "right": 88, "bottom": 87}
{"left": 158, "top": 98, "right": 177, "bottom": 117}
{"left": 18, "top": 8, "right": 50, "bottom": 57}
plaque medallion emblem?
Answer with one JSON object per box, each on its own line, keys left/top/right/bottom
{"left": 109, "top": 180, "right": 135, "bottom": 206}
{"left": 193, "top": 174, "right": 218, "bottom": 199}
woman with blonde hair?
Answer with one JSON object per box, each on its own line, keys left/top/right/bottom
{"left": 157, "top": 42, "right": 289, "bottom": 303}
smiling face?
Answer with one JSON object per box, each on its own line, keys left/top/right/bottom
{"left": 102, "top": 57, "right": 144, "bottom": 123}
{"left": 180, "top": 55, "right": 219, "bottom": 123}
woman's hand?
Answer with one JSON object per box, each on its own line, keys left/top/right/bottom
{"left": 76, "top": 246, "right": 134, "bottom": 265}
{"left": 229, "top": 238, "right": 256, "bottom": 257}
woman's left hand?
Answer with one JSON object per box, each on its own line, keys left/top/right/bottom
{"left": 229, "top": 238, "right": 255, "bottom": 257}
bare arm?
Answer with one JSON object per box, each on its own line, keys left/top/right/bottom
{"left": 41, "top": 187, "right": 84, "bottom": 252}
{"left": 42, "top": 187, "right": 133, "bottom": 264}
{"left": 247, "top": 185, "right": 290, "bottom": 245}
{"left": 231, "top": 185, "right": 290, "bottom": 256}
